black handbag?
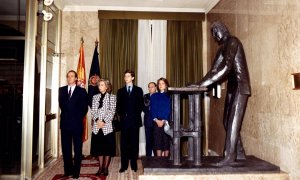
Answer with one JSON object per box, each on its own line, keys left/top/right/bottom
{"left": 112, "top": 114, "right": 121, "bottom": 132}
{"left": 108, "top": 94, "right": 121, "bottom": 132}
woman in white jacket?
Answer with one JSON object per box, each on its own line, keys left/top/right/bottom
{"left": 90, "top": 78, "right": 116, "bottom": 176}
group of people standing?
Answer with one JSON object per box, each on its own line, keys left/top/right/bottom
{"left": 59, "top": 69, "right": 171, "bottom": 178}
{"left": 59, "top": 20, "right": 251, "bottom": 179}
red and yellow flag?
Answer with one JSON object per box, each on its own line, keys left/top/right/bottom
{"left": 77, "top": 38, "right": 88, "bottom": 142}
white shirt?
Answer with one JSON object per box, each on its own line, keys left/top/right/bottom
{"left": 68, "top": 85, "right": 76, "bottom": 97}
{"left": 126, "top": 83, "right": 133, "bottom": 93}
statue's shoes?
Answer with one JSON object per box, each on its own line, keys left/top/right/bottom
{"left": 236, "top": 153, "right": 246, "bottom": 160}
{"left": 213, "top": 156, "right": 236, "bottom": 167}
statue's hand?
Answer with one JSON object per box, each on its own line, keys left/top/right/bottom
{"left": 186, "top": 82, "right": 200, "bottom": 88}
{"left": 198, "top": 83, "right": 207, "bottom": 89}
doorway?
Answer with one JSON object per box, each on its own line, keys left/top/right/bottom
{"left": 0, "top": 27, "right": 24, "bottom": 175}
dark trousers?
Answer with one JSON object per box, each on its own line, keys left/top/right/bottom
{"left": 120, "top": 127, "right": 139, "bottom": 170}
{"left": 61, "top": 128, "right": 83, "bottom": 176}
{"left": 145, "top": 126, "right": 153, "bottom": 156}
{"left": 223, "top": 91, "right": 248, "bottom": 157}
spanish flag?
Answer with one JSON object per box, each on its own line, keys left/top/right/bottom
{"left": 77, "top": 37, "right": 88, "bottom": 142}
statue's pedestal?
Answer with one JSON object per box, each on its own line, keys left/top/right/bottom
{"left": 139, "top": 172, "right": 288, "bottom": 180}
{"left": 144, "top": 88, "right": 286, "bottom": 179}
{"left": 141, "top": 155, "right": 281, "bottom": 175}
{"left": 168, "top": 87, "right": 206, "bottom": 166}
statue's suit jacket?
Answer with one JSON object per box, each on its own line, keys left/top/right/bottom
{"left": 199, "top": 36, "right": 251, "bottom": 95}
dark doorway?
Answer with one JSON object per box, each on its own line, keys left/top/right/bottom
{"left": 0, "top": 24, "right": 24, "bottom": 174}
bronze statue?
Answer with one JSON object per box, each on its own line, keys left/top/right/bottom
{"left": 188, "top": 21, "right": 251, "bottom": 166}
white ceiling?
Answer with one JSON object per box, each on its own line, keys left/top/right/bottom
{"left": 56, "top": 0, "right": 220, "bottom": 13}
{"left": 0, "top": 0, "right": 220, "bottom": 21}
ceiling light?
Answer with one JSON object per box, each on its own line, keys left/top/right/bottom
{"left": 44, "top": 0, "right": 54, "bottom": 6}
{"left": 42, "top": 10, "right": 53, "bottom": 21}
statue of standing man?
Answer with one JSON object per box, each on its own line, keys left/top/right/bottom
{"left": 188, "top": 21, "right": 251, "bottom": 166}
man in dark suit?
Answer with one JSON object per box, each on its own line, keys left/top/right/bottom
{"left": 59, "top": 70, "right": 88, "bottom": 179}
{"left": 117, "top": 69, "right": 144, "bottom": 173}
{"left": 143, "top": 82, "right": 157, "bottom": 156}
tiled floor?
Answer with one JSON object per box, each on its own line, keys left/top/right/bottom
{"left": 35, "top": 157, "right": 143, "bottom": 180}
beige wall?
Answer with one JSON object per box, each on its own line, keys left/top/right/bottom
{"left": 61, "top": 11, "right": 99, "bottom": 155}
{"left": 207, "top": 0, "right": 300, "bottom": 179}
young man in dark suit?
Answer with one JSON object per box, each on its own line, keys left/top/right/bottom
{"left": 117, "top": 69, "right": 144, "bottom": 173}
{"left": 59, "top": 70, "right": 88, "bottom": 179}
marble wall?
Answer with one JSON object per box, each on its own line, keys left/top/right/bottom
{"left": 61, "top": 11, "right": 99, "bottom": 155}
{"left": 207, "top": 0, "right": 300, "bottom": 179}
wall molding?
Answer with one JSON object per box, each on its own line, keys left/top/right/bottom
{"left": 0, "top": 15, "right": 26, "bottom": 21}
{"left": 63, "top": 5, "right": 205, "bottom": 13}
{"left": 98, "top": 10, "right": 205, "bottom": 21}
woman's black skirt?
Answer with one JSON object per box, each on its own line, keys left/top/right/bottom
{"left": 153, "top": 123, "right": 170, "bottom": 151}
{"left": 90, "top": 130, "right": 116, "bottom": 157}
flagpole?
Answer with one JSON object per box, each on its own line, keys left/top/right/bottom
{"left": 77, "top": 37, "right": 88, "bottom": 142}
{"left": 95, "top": 38, "right": 98, "bottom": 47}
{"left": 81, "top": 37, "right": 84, "bottom": 45}
{"left": 94, "top": 38, "right": 99, "bottom": 77}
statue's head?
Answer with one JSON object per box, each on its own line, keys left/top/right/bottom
{"left": 211, "top": 21, "right": 230, "bottom": 43}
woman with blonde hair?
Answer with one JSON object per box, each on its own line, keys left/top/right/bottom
{"left": 90, "top": 78, "right": 116, "bottom": 176}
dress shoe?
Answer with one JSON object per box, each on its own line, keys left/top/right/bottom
{"left": 236, "top": 148, "right": 246, "bottom": 160}
{"left": 236, "top": 153, "right": 246, "bottom": 160}
{"left": 61, "top": 174, "right": 72, "bottom": 178}
{"left": 103, "top": 168, "right": 109, "bottom": 176}
{"left": 95, "top": 167, "right": 103, "bottom": 176}
{"left": 72, "top": 174, "right": 79, "bottom": 179}
{"left": 214, "top": 155, "right": 236, "bottom": 166}
{"left": 119, "top": 168, "right": 127, "bottom": 173}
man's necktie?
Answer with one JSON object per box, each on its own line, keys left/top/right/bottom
{"left": 127, "top": 86, "right": 131, "bottom": 95}
{"left": 68, "top": 88, "right": 72, "bottom": 99}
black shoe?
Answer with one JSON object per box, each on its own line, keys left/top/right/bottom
{"left": 72, "top": 174, "right": 79, "bottom": 179}
{"left": 95, "top": 167, "right": 103, "bottom": 176}
{"left": 119, "top": 168, "right": 127, "bottom": 173}
{"left": 103, "top": 168, "right": 109, "bottom": 176}
{"left": 236, "top": 152, "right": 246, "bottom": 160}
{"left": 214, "top": 155, "right": 236, "bottom": 166}
{"left": 61, "top": 174, "right": 71, "bottom": 178}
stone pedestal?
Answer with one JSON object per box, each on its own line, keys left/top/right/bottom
{"left": 142, "top": 156, "right": 281, "bottom": 175}
{"left": 139, "top": 173, "right": 288, "bottom": 180}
